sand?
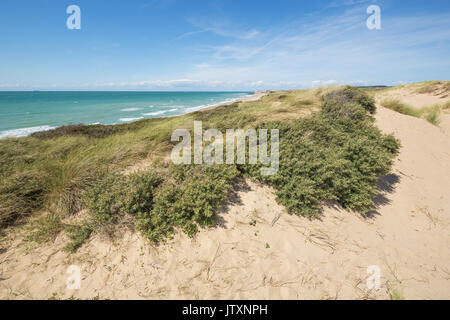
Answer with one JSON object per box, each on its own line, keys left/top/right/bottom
{"left": 0, "top": 87, "right": 449, "bottom": 300}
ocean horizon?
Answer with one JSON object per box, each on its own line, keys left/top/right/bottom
{"left": 0, "top": 91, "right": 252, "bottom": 138}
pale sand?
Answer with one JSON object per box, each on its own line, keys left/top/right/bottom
{"left": 1, "top": 88, "right": 449, "bottom": 300}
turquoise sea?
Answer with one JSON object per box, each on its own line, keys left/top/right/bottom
{"left": 0, "top": 91, "right": 252, "bottom": 138}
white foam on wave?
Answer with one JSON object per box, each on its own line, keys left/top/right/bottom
{"left": 142, "top": 110, "right": 165, "bottom": 116}
{"left": 120, "top": 108, "right": 142, "bottom": 112}
{"left": 185, "top": 105, "right": 207, "bottom": 112}
{"left": 142, "top": 95, "right": 249, "bottom": 117}
{"left": 184, "top": 96, "right": 247, "bottom": 113}
{"left": 0, "top": 125, "right": 56, "bottom": 139}
{"left": 119, "top": 117, "right": 144, "bottom": 122}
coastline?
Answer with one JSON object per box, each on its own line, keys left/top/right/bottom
{"left": 0, "top": 91, "right": 265, "bottom": 139}
{"left": 198, "top": 90, "right": 268, "bottom": 113}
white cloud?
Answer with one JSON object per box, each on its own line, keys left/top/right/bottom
{"left": 176, "top": 17, "right": 261, "bottom": 40}
{"left": 178, "top": 6, "right": 450, "bottom": 88}
{"left": 3, "top": 3, "right": 449, "bottom": 91}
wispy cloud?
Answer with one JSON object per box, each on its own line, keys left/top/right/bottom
{"left": 325, "top": 0, "right": 372, "bottom": 9}
{"left": 175, "top": 17, "right": 261, "bottom": 40}
{"left": 180, "top": 5, "right": 450, "bottom": 88}
{"left": 2, "top": 1, "right": 449, "bottom": 91}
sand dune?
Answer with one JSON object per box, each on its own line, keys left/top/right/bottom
{"left": 1, "top": 88, "right": 449, "bottom": 300}
{"left": 376, "top": 82, "right": 450, "bottom": 109}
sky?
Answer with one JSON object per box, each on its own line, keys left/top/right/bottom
{"left": 0, "top": 0, "right": 449, "bottom": 91}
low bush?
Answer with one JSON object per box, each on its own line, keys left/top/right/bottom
{"left": 325, "top": 86, "right": 377, "bottom": 114}
{"left": 64, "top": 223, "right": 93, "bottom": 253}
{"left": 83, "top": 173, "right": 126, "bottom": 223}
{"left": 137, "top": 164, "right": 239, "bottom": 242}
{"left": 119, "top": 172, "right": 162, "bottom": 216}
{"left": 83, "top": 171, "right": 162, "bottom": 223}
{"left": 240, "top": 88, "right": 400, "bottom": 217}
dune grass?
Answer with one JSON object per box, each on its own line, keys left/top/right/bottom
{"left": 25, "top": 212, "right": 64, "bottom": 244}
{"left": 387, "top": 280, "right": 405, "bottom": 300}
{"left": 0, "top": 87, "right": 400, "bottom": 251}
{"left": 423, "top": 105, "right": 442, "bottom": 126}
{"left": 442, "top": 100, "right": 450, "bottom": 111}
{"left": 381, "top": 98, "right": 442, "bottom": 125}
{"left": 414, "top": 80, "right": 450, "bottom": 95}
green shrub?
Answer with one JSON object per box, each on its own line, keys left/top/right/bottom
{"left": 83, "top": 173, "right": 125, "bottom": 223}
{"left": 136, "top": 184, "right": 179, "bottom": 242}
{"left": 325, "top": 86, "right": 377, "bottom": 114}
{"left": 83, "top": 171, "right": 162, "bottom": 222}
{"left": 137, "top": 164, "right": 239, "bottom": 242}
{"left": 79, "top": 170, "right": 163, "bottom": 246}
{"left": 239, "top": 89, "right": 400, "bottom": 217}
{"left": 118, "top": 171, "right": 162, "bottom": 215}
{"left": 64, "top": 223, "right": 93, "bottom": 253}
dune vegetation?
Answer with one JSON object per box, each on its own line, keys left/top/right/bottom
{"left": 380, "top": 98, "right": 443, "bottom": 125}
{"left": 376, "top": 80, "right": 450, "bottom": 125}
{"left": 0, "top": 86, "right": 400, "bottom": 251}
{"left": 413, "top": 80, "right": 450, "bottom": 96}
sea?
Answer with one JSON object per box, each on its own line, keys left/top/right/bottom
{"left": 0, "top": 91, "right": 252, "bottom": 138}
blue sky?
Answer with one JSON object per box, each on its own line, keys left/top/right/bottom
{"left": 0, "top": 0, "right": 449, "bottom": 91}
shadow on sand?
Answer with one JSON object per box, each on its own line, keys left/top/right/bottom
{"left": 214, "top": 172, "right": 401, "bottom": 228}
{"left": 365, "top": 173, "right": 401, "bottom": 219}
{"left": 214, "top": 177, "right": 251, "bottom": 229}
